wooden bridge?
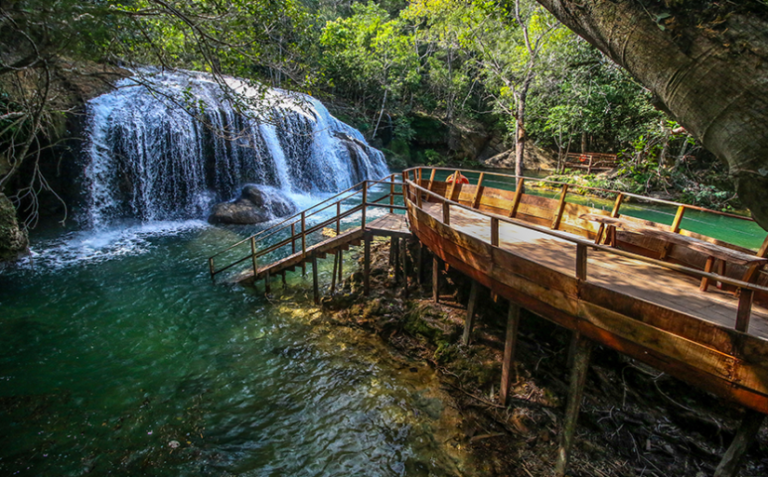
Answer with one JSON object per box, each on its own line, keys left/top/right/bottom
{"left": 208, "top": 174, "right": 411, "bottom": 301}
{"left": 208, "top": 167, "right": 768, "bottom": 477}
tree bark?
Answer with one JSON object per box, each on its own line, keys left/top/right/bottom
{"left": 536, "top": 0, "right": 768, "bottom": 229}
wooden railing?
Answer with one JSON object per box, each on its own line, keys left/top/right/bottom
{"left": 564, "top": 152, "right": 619, "bottom": 172}
{"left": 402, "top": 166, "right": 768, "bottom": 334}
{"left": 207, "top": 173, "right": 406, "bottom": 282}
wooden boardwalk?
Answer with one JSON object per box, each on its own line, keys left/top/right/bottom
{"left": 423, "top": 202, "right": 768, "bottom": 339}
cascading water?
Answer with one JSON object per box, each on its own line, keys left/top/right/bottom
{"left": 83, "top": 69, "right": 389, "bottom": 227}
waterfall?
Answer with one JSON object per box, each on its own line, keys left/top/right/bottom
{"left": 83, "top": 69, "right": 389, "bottom": 227}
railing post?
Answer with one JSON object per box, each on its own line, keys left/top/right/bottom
{"left": 301, "top": 211, "right": 306, "bottom": 258}
{"left": 336, "top": 202, "right": 341, "bottom": 235}
{"left": 576, "top": 244, "right": 587, "bottom": 282}
{"left": 390, "top": 175, "right": 395, "bottom": 214}
{"left": 736, "top": 288, "right": 754, "bottom": 332}
{"left": 442, "top": 201, "right": 450, "bottom": 226}
{"left": 250, "top": 236, "right": 258, "bottom": 276}
{"left": 552, "top": 184, "right": 569, "bottom": 230}
{"left": 291, "top": 223, "right": 296, "bottom": 255}
{"left": 491, "top": 218, "right": 499, "bottom": 246}
{"left": 472, "top": 172, "right": 485, "bottom": 209}
{"left": 660, "top": 205, "right": 686, "bottom": 259}
{"left": 428, "top": 168, "right": 436, "bottom": 191}
{"left": 361, "top": 181, "right": 368, "bottom": 228}
{"left": 509, "top": 178, "right": 525, "bottom": 218}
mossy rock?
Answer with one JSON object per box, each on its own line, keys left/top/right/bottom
{"left": 0, "top": 194, "right": 28, "bottom": 262}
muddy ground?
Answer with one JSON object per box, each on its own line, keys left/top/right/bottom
{"left": 321, "top": 238, "right": 768, "bottom": 477}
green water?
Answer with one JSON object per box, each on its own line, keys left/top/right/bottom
{"left": 0, "top": 194, "right": 467, "bottom": 476}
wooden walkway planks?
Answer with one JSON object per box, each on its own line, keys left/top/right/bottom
{"left": 423, "top": 202, "right": 768, "bottom": 340}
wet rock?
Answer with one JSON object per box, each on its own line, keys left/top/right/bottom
{"left": 0, "top": 193, "right": 29, "bottom": 262}
{"left": 208, "top": 185, "right": 295, "bottom": 225}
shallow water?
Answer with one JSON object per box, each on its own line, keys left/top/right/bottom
{"left": 0, "top": 203, "right": 467, "bottom": 476}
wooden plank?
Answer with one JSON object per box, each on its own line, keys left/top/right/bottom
{"left": 701, "top": 256, "right": 716, "bottom": 291}
{"left": 500, "top": 303, "right": 521, "bottom": 406}
{"left": 428, "top": 169, "right": 436, "bottom": 191}
{"left": 576, "top": 244, "right": 587, "bottom": 282}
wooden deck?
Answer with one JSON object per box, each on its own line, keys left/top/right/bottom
{"left": 404, "top": 171, "right": 768, "bottom": 417}
{"left": 423, "top": 202, "right": 768, "bottom": 339}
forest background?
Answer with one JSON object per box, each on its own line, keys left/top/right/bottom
{"left": 0, "top": 0, "right": 743, "bottom": 229}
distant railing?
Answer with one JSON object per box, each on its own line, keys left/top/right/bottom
{"left": 402, "top": 166, "right": 768, "bottom": 334}
{"left": 207, "top": 173, "right": 406, "bottom": 282}
{"left": 564, "top": 152, "right": 619, "bottom": 172}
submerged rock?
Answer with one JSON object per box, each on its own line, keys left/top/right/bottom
{"left": 208, "top": 185, "right": 296, "bottom": 225}
{"left": 0, "top": 193, "right": 29, "bottom": 262}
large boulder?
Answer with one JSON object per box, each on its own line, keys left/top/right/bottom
{"left": 208, "top": 185, "right": 296, "bottom": 225}
{"left": 0, "top": 193, "right": 29, "bottom": 262}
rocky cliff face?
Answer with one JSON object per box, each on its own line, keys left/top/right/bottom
{"left": 0, "top": 193, "right": 28, "bottom": 262}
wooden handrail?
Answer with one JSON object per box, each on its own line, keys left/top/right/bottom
{"left": 209, "top": 174, "right": 405, "bottom": 279}
{"left": 405, "top": 178, "right": 768, "bottom": 296}
{"left": 406, "top": 166, "right": 754, "bottom": 222}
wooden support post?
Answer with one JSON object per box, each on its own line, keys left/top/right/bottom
{"left": 291, "top": 223, "right": 296, "bottom": 254}
{"left": 491, "top": 218, "right": 499, "bottom": 247}
{"left": 500, "top": 302, "right": 521, "bottom": 405}
{"left": 509, "top": 178, "right": 525, "bottom": 218}
{"left": 700, "top": 256, "right": 716, "bottom": 291}
{"left": 361, "top": 181, "right": 368, "bottom": 227}
{"left": 716, "top": 260, "right": 726, "bottom": 290}
{"left": 363, "top": 233, "right": 371, "bottom": 296}
{"left": 209, "top": 258, "right": 216, "bottom": 284}
{"left": 416, "top": 186, "right": 423, "bottom": 208}
{"left": 265, "top": 270, "right": 271, "bottom": 295}
{"left": 330, "top": 250, "right": 339, "bottom": 294}
{"left": 551, "top": 184, "right": 569, "bottom": 230}
{"left": 402, "top": 239, "right": 409, "bottom": 298}
{"left": 433, "top": 255, "right": 440, "bottom": 303}
{"left": 301, "top": 212, "right": 306, "bottom": 277}
{"left": 462, "top": 280, "right": 479, "bottom": 346}
{"left": 472, "top": 172, "right": 485, "bottom": 209}
{"left": 735, "top": 288, "right": 754, "bottom": 332}
{"left": 555, "top": 333, "right": 593, "bottom": 477}
{"left": 281, "top": 271, "right": 287, "bottom": 289}
{"left": 250, "top": 237, "right": 258, "bottom": 276}
{"left": 576, "top": 244, "right": 587, "bottom": 282}
{"left": 389, "top": 237, "right": 396, "bottom": 266}
{"left": 714, "top": 409, "right": 766, "bottom": 477}
{"left": 660, "top": 205, "right": 686, "bottom": 259}
{"left": 311, "top": 254, "right": 319, "bottom": 305}
{"left": 416, "top": 243, "right": 424, "bottom": 285}
{"left": 392, "top": 238, "right": 401, "bottom": 285}
{"left": 390, "top": 175, "right": 395, "bottom": 214}
{"left": 338, "top": 249, "right": 343, "bottom": 284}
{"left": 443, "top": 201, "right": 450, "bottom": 226}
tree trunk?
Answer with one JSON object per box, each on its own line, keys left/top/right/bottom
{"left": 515, "top": 77, "right": 532, "bottom": 177}
{"left": 536, "top": 0, "right": 768, "bottom": 229}
{"left": 372, "top": 88, "right": 388, "bottom": 140}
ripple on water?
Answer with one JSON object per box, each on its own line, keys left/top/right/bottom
{"left": 0, "top": 223, "right": 469, "bottom": 477}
